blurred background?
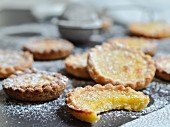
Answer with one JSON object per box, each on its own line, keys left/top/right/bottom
{"left": 0, "top": 0, "right": 170, "bottom": 44}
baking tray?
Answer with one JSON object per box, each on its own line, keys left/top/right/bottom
{"left": 0, "top": 24, "right": 169, "bottom": 127}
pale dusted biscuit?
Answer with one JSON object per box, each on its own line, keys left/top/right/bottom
{"left": 107, "top": 37, "right": 157, "bottom": 56}
{"left": 65, "top": 53, "right": 90, "bottom": 79}
{"left": 128, "top": 23, "right": 170, "bottom": 39}
{"left": 66, "top": 84, "right": 150, "bottom": 123}
{"left": 23, "top": 37, "right": 74, "bottom": 60}
{"left": 3, "top": 69, "right": 68, "bottom": 102}
{"left": 155, "top": 56, "right": 170, "bottom": 81}
{"left": 0, "top": 50, "right": 33, "bottom": 78}
{"left": 87, "top": 43, "right": 156, "bottom": 90}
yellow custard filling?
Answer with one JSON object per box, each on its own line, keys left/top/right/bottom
{"left": 113, "top": 38, "right": 150, "bottom": 48}
{"left": 132, "top": 23, "right": 169, "bottom": 33}
{"left": 74, "top": 90, "right": 148, "bottom": 113}
{"left": 95, "top": 50, "right": 147, "bottom": 83}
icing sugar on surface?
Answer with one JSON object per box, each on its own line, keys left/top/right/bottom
{"left": 0, "top": 43, "right": 169, "bottom": 127}
{"left": 0, "top": 59, "right": 169, "bottom": 127}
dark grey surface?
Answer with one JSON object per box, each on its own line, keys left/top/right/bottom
{"left": 121, "top": 104, "right": 170, "bottom": 127}
{"left": 0, "top": 9, "right": 36, "bottom": 27}
{"left": 0, "top": 24, "right": 169, "bottom": 127}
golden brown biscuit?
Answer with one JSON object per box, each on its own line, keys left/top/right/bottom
{"left": 0, "top": 50, "right": 33, "bottom": 78}
{"left": 107, "top": 37, "right": 157, "bottom": 56}
{"left": 23, "top": 37, "right": 74, "bottom": 60}
{"left": 65, "top": 53, "right": 90, "bottom": 79}
{"left": 155, "top": 56, "right": 170, "bottom": 81}
{"left": 66, "top": 84, "right": 150, "bottom": 123}
{"left": 128, "top": 23, "right": 170, "bottom": 39}
{"left": 3, "top": 69, "right": 68, "bottom": 102}
{"left": 87, "top": 43, "right": 156, "bottom": 90}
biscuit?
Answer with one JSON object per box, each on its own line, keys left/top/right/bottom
{"left": 66, "top": 84, "right": 150, "bottom": 123}
{"left": 0, "top": 50, "right": 33, "bottom": 78}
{"left": 128, "top": 23, "right": 170, "bottom": 39}
{"left": 23, "top": 37, "right": 74, "bottom": 60}
{"left": 107, "top": 37, "right": 157, "bottom": 56}
{"left": 65, "top": 53, "right": 90, "bottom": 79}
{"left": 3, "top": 69, "right": 68, "bottom": 102}
{"left": 87, "top": 43, "right": 156, "bottom": 90}
{"left": 155, "top": 56, "right": 170, "bottom": 81}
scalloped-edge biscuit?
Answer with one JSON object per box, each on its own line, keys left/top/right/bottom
{"left": 65, "top": 53, "right": 90, "bottom": 79}
{"left": 3, "top": 69, "right": 68, "bottom": 102}
{"left": 128, "top": 23, "right": 170, "bottom": 39}
{"left": 87, "top": 43, "right": 156, "bottom": 90}
{"left": 23, "top": 37, "right": 74, "bottom": 60}
{"left": 0, "top": 50, "right": 33, "bottom": 78}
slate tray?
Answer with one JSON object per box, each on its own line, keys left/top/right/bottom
{"left": 0, "top": 24, "right": 169, "bottom": 127}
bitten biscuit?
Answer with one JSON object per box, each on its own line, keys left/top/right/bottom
{"left": 66, "top": 84, "right": 150, "bottom": 123}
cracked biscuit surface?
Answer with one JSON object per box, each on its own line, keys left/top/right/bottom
{"left": 87, "top": 43, "right": 156, "bottom": 90}
{"left": 23, "top": 37, "right": 74, "bottom": 60}
{"left": 66, "top": 84, "right": 150, "bottom": 123}
{"left": 3, "top": 69, "right": 68, "bottom": 102}
{"left": 0, "top": 50, "right": 33, "bottom": 78}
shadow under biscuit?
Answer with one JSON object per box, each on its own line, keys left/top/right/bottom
{"left": 58, "top": 68, "right": 68, "bottom": 76}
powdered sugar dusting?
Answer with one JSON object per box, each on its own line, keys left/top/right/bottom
{"left": 0, "top": 50, "right": 28, "bottom": 67}
{"left": 0, "top": 78, "right": 169, "bottom": 127}
{"left": 0, "top": 38, "right": 170, "bottom": 127}
{"left": 1, "top": 92, "right": 65, "bottom": 122}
